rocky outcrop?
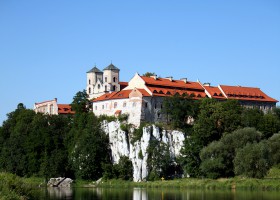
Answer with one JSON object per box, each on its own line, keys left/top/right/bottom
{"left": 102, "top": 121, "right": 185, "bottom": 182}
{"left": 47, "top": 177, "right": 73, "bottom": 187}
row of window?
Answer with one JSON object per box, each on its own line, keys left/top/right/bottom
{"left": 88, "top": 85, "right": 117, "bottom": 94}
{"left": 94, "top": 101, "right": 163, "bottom": 110}
{"left": 88, "top": 77, "right": 118, "bottom": 85}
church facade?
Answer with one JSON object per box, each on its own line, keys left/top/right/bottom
{"left": 89, "top": 64, "right": 278, "bottom": 127}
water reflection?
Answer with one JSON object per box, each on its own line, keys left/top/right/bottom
{"left": 38, "top": 187, "right": 279, "bottom": 200}
{"left": 47, "top": 187, "right": 73, "bottom": 199}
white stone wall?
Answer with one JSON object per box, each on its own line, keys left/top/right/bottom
{"left": 93, "top": 97, "right": 143, "bottom": 127}
{"left": 34, "top": 99, "right": 58, "bottom": 115}
{"left": 103, "top": 70, "right": 120, "bottom": 91}
{"left": 103, "top": 121, "right": 185, "bottom": 182}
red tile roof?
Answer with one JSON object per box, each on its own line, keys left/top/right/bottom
{"left": 58, "top": 104, "right": 75, "bottom": 114}
{"left": 119, "top": 81, "right": 128, "bottom": 90}
{"left": 147, "top": 86, "right": 206, "bottom": 99}
{"left": 220, "top": 85, "right": 278, "bottom": 102}
{"left": 204, "top": 86, "right": 226, "bottom": 99}
{"left": 141, "top": 76, "right": 204, "bottom": 91}
{"left": 93, "top": 89, "right": 151, "bottom": 102}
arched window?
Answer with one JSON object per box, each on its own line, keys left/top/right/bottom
{"left": 89, "top": 87, "right": 91, "bottom": 94}
{"left": 105, "top": 85, "right": 107, "bottom": 91}
{"left": 113, "top": 77, "right": 116, "bottom": 82}
{"left": 105, "top": 77, "right": 107, "bottom": 82}
{"left": 98, "top": 84, "right": 100, "bottom": 89}
{"left": 113, "top": 85, "right": 116, "bottom": 91}
{"left": 89, "top": 79, "right": 91, "bottom": 84}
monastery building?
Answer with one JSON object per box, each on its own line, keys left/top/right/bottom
{"left": 89, "top": 64, "right": 278, "bottom": 126}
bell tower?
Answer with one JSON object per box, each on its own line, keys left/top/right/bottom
{"left": 86, "top": 66, "right": 103, "bottom": 99}
{"left": 103, "top": 63, "right": 120, "bottom": 92}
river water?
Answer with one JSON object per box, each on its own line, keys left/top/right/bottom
{"left": 33, "top": 187, "right": 279, "bottom": 200}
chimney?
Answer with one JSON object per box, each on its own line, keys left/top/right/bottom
{"left": 164, "top": 76, "right": 173, "bottom": 81}
{"left": 203, "top": 83, "right": 211, "bottom": 86}
{"left": 180, "top": 78, "right": 188, "bottom": 83}
{"left": 150, "top": 75, "right": 157, "bottom": 80}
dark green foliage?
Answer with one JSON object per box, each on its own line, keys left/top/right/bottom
{"left": 200, "top": 128, "right": 262, "bottom": 178}
{"left": 234, "top": 142, "right": 271, "bottom": 178}
{"left": 142, "top": 72, "right": 156, "bottom": 77}
{"left": 200, "top": 141, "right": 226, "bottom": 179}
{"left": 241, "top": 108, "right": 264, "bottom": 128}
{"left": 266, "top": 133, "right": 280, "bottom": 165}
{"left": 99, "top": 114, "right": 117, "bottom": 122}
{"left": 181, "top": 98, "right": 243, "bottom": 177}
{"left": 120, "top": 123, "right": 132, "bottom": 133}
{"left": 272, "top": 107, "right": 280, "bottom": 119}
{"left": 162, "top": 93, "right": 199, "bottom": 130}
{"left": 71, "top": 90, "right": 91, "bottom": 113}
{"left": 68, "top": 113, "right": 111, "bottom": 180}
{"left": 258, "top": 112, "right": 280, "bottom": 139}
{"left": 118, "top": 113, "right": 129, "bottom": 122}
{"left": 147, "top": 140, "right": 171, "bottom": 180}
{"left": 0, "top": 104, "right": 71, "bottom": 179}
{"left": 131, "top": 123, "right": 147, "bottom": 144}
{"left": 0, "top": 172, "right": 35, "bottom": 199}
{"left": 115, "top": 156, "right": 133, "bottom": 180}
{"left": 102, "top": 156, "right": 133, "bottom": 180}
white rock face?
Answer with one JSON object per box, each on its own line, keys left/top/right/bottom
{"left": 103, "top": 121, "right": 185, "bottom": 182}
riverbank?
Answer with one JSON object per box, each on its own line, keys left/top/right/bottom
{"left": 1, "top": 172, "right": 280, "bottom": 200}
{"left": 94, "top": 177, "right": 280, "bottom": 191}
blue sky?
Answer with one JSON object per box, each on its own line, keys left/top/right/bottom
{"left": 0, "top": 0, "right": 279, "bottom": 125}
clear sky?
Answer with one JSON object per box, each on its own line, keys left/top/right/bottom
{"left": 0, "top": 0, "right": 279, "bottom": 125}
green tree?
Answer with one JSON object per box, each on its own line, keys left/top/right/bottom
{"left": 241, "top": 108, "right": 264, "bottom": 128}
{"left": 200, "top": 128, "right": 262, "bottom": 178}
{"left": 147, "top": 140, "right": 171, "bottom": 180}
{"left": 69, "top": 113, "right": 111, "bottom": 180}
{"left": 181, "top": 99, "right": 242, "bottom": 177}
{"left": 234, "top": 142, "right": 271, "bottom": 178}
{"left": 258, "top": 113, "right": 280, "bottom": 139}
{"left": 162, "top": 93, "right": 198, "bottom": 130}
{"left": 0, "top": 105, "right": 36, "bottom": 176}
{"left": 142, "top": 72, "right": 156, "bottom": 77}
{"left": 266, "top": 133, "right": 280, "bottom": 166}
{"left": 272, "top": 107, "right": 280, "bottom": 120}
{"left": 71, "top": 90, "right": 91, "bottom": 113}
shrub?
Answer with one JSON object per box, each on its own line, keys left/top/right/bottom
{"left": 118, "top": 114, "right": 129, "bottom": 122}
{"left": 234, "top": 142, "right": 271, "bottom": 178}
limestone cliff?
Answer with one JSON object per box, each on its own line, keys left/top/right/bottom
{"left": 102, "top": 121, "right": 185, "bottom": 182}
